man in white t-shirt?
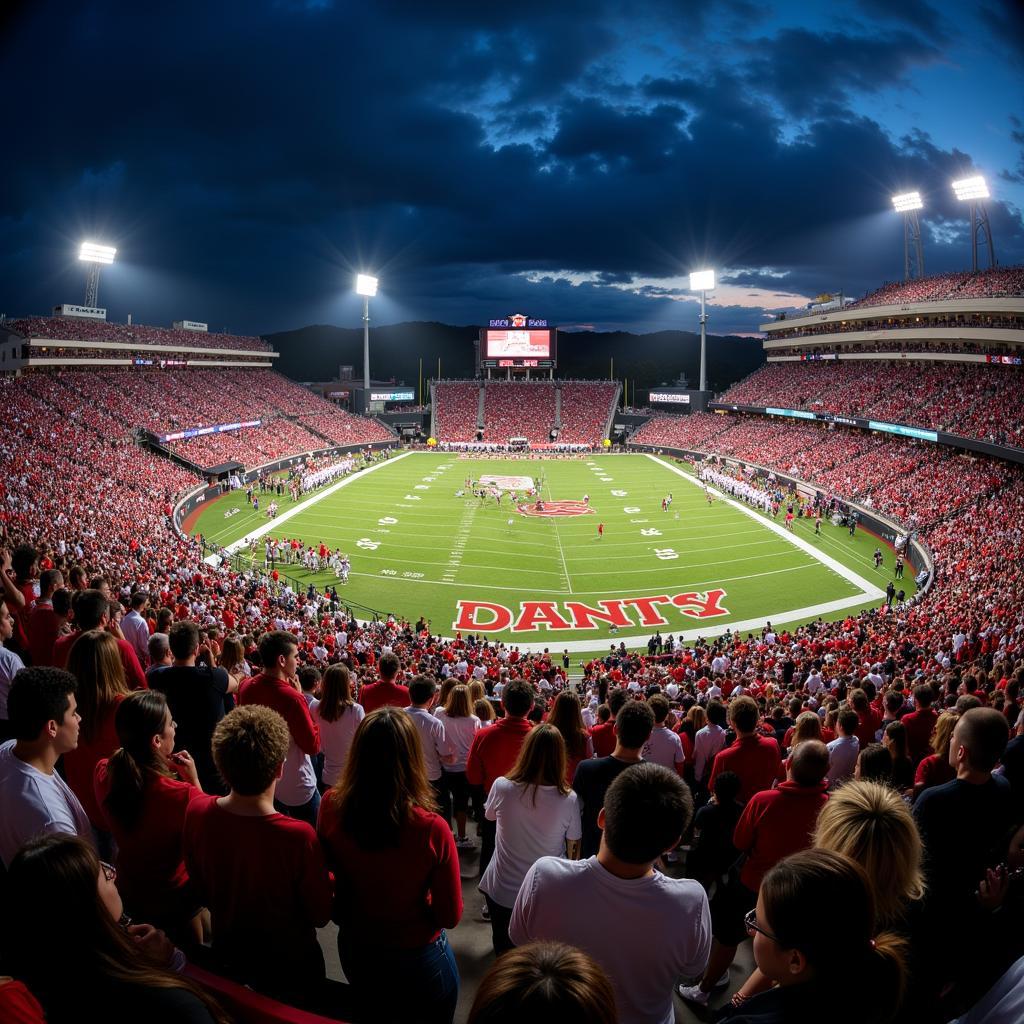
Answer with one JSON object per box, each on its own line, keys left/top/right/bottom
{"left": 693, "top": 700, "right": 728, "bottom": 787}
{"left": 510, "top": 763, "right": 711, "bottom": 1024}
{"left": 0, "top": 666, "right": 93, "bottom": 867}
{"left": 406, "top": 675, "right": 454, "bottom": 819}
{"left": 641, "top": 696, "right": 685, "bottom": 775}
{"left": 0, "top": 598, "right": 27, "bottom": 739}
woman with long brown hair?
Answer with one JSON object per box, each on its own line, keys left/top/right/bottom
{"left": 4, "top": 834, "right": 226, "bottom": 1023}
{"left": 318, "top": 706, "right": 462, "bottom": 1024}
{"left": 310, "top": 662, "right": 365, "bottom": 790}
{"left": 479, "top": 723, "right": 582, "bottom": 955}
{"left": 546, "top": 690, "right": 593, "bottom": 784}
{"left": 438, "top": 683, "right": 481, "bottom": 848}
{"left": 94, "top": 690, "right": 209, "bottom": 945}
{"left": 64, "top": 629, "right": 133, "bottom": 846}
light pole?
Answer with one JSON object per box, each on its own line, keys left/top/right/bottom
{"left": 891, "top": 192, "right": 924, "bottom": 281}
{"left": 356, "top": 273, "right": 379, "bottom": 392}
{"left": 952, "top": 176, "right": 995, "bottom": 272}
{"left": 689, "top": 269, "right": 715, "bottom": 392}
{"left": 79, "top": 242, "right": 116, "bottom": 308}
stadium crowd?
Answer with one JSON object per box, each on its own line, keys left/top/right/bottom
{"left": 557, "top": 382, "right": 618, "bottom": 445}
{"left": 433, "top": 381, "right": 482, "bottom": 442}
{"left": 7, "top": 316, "right": 271, "bottom": 352}
{"left": 1, "top": 363, "right": 1023, "bottom": 1024}
{"left": 483, "top": 382, "right": 556, "bottom": 444}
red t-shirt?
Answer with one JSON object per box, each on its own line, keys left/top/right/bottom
{"left": 26, "top": 604, "right": 61, "bottom": 667}
{"left": 52, "top": 632, "right": 148, "bottom": 692}
{"left": 466, "top": 715, "right": 534, "bottom": 795}
{"left": 901, "top": 707, "right": 938, "bottom": 764}
{"left": 183, "top": 798, "right": 332, "bottom": 989}
{"left": 64, "top": 696, "right": 126, "bottom": 827}
{"left": 734, "top": 780, "right": 829, "bottom": 891}
{"left": 709, "top": 734, "right": 784, "bottom": 803}
{"left": 94, "top": 760, "right": 204, "bottom": 925}
{"left": 317, "top": 798, "right": 462, "bottom": 949}
{"left": 359, "top": 678, "right": 411, "bottom": 714}
{"left": 914, "top": 753, "right": 956, "bottom": 794}
{"left": 590, "top": 721, "right": 616, "bottom": 758}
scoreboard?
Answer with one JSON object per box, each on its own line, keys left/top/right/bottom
{"left": 479, "top": 315, "right": 557, "bottom": 371}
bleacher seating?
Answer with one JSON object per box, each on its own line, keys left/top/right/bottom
{"left": 7, "top": 316, "right": 270, "bottom": 352}
{"left": 433, "top": 381, "right": 480, "bottom": 441}
{"left": 557, "top": 382, "right": 618, "bottom": 444}
{"left": 483, "top": 381, "right": 556, "bottom": 443}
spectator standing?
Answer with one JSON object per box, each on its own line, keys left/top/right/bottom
{"left": 238, "top": 630, "right": 320, "bottom": 826}
{"left": 693, "top": 699, "right": 729, "bottom": 789}
{"left": 94, "top": 690, "right": 209, "bottom": 945}
{"left": 901, "top": 684, "right": 939, "bottom": 764}
{"left": 912, "top": 710, "right": 958, "bottom": 800}
{"left": 358, "top": 650, "right": 410, "bottom": 712}
{"left": 510, "top": 763, "right": 711, "bottom": 1024}
{"left": 184, "top": 706, "right": 332, "bottom": 1011}
{"left": 318, "top": 706, "right": 462, "bottom": 1024}
{"left": 480, "top": 724, "right": 582, "bottom": 954}
{"left": 440, "top": 683, "right": 481, "bottom": 848}
{"left": 686, "top": 770, "right": 743, "bottom": 889}
{"left": 708, "top": 696, "right": 783, "bottom": 802}
{"left": 0, "top": 597, "right": 26, "bottom": 742}
{"left": 150, "top": 621, "right": 236, "bottom": 794}
{"left": 642, "top": 695, "right": 686, "bottom": 774}
{"left": 52, "top": 590, "right": 147, "bottom": 691}
{"left": 826, "top": 708, "right": 861, "bottom": 788}
{"left": 26, "top": 569, "right": 64, "bottom": 667}
{"left": 547, "top": 690, "right": 594, "bottom": 784}
{"left": 679, "top": 741, "right": 830, "bottom": 1008}
{"left": 406, "top": 674, "right": 454, "bottom": 821}
{"left": 309, "top": 662, "right": 364, "bottom": 791}
{"left": 572, "top": 700, "right": 655, "bottom": 858}
{"left": 121, "top": 592, "right": 151, "bottom": 669}
{"left": 0, "top": 667, "right": 92, "bottom": 867}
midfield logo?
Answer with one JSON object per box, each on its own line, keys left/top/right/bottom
{"left": 453, "top": 589, "right": 730, "bottom": 633}
{"left": 516, "top": 501, "right": 594, "bottom": 517}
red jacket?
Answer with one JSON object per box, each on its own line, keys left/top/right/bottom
{"left": 901, "top": 707, "right": 938, "bottom": 764}
{"left": 359, "top": 678, "right": 411, "bottom": 714}
{"left": 734, "top": 780, "right": 829, "bottom": 891}
{"left": 710, "top": 734, "right": 784, "bottom": 803}
{"left": 466, "top": 715, "right": 533, "bottom": 795}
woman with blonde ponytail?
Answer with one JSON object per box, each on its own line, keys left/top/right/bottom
{"left": 94, "top": 690, "right": 210, "bottom": 945}
{"left": 719, "top": 849, "right": 907, "bottom": 1024}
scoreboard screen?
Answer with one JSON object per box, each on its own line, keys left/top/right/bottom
{"left": 484, "top": 329, "right": 553, "bottom": 360}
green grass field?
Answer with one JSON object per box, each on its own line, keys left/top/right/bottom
{"left": 190, "top": 452, "right": 911, "bottom": 651}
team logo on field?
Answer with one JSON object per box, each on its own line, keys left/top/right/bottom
{"left": 517, "top": 500, "right": 594, "bottom": 517}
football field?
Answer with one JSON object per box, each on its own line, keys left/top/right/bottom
{"left": 189, "top": 452, "right": 906, "bottom": 652}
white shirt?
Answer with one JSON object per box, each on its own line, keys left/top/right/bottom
{"left": 642, "top": 726, "right": 684, "bottom": 772}
{"left": 510, "top": 856, "right": 712, "bottom": 1024}
{"left": 480, "top": 778, "right": 582, "bottom": 907}
{"left": 441, "top": 714, "right": 481, "bottom": 772}
{"left": 0, "top": 741, "right": 94, "bottom": 868}
{"left": 406, "top": 706, "right": 453, "bottom": 782}
{"left": 121, "top": 610, "right": 151, "bottom": 667}
{"left": 310, "top": 700, "right": 365, "bottom": 787}
{"left": 826, "top": 735, "right": 860, "bottom": 789}
{"left": 0, "top": 646, "right": 26, "bottom": 720}
{"left": 693, "top": 723, "right": 727, "bottom": 783}
{"left": 806, "top": 671, "right": 824, "bottom": 695}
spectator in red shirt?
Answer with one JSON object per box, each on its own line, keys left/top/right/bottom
{"left": 850, "top": 688, "right": 882, "bottom": 749}
{"left": 238, "top": 630, "right": 320, "bottom": 827}
{"left": 912, "top": 710, "right": 958, "bottom": 801}
{"left": 318, "top": 706, "right": 462, "bottom": 1024}
{"left": 94, "top": 689, "right": 210, "bottom": 944}
{"left": 52, "top": 590, "right": 147, "bottom": 691}
{"left": 467, "top": 678, "right": 535, "bottom": 882}
{"left": 901, "top": 683, "right": 939, "bottom": 764}
{"left": 26, "top": 569, "right": 65, "bottom": 667}
{"left": 184, "top": 705, "right": 332, "bottom": 1011}
{"left": 708, "top": 696, "right": 783, "bottom": 803}
{"left": 358, "top": 650, "right": 410, "bottom": 713}
{"left": 0, "top": 544, "right": 39, "bottom": 660}
{"left": 590, "top": 689, "right": 628, "bottom": 758}
{"left": 679, "top": 740, "right": 829, "bottom": 1008}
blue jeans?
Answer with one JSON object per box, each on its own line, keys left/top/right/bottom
{"left": 339, "top": 929, "right": 459, "bottom": 1024}
{"left": 274, "top": 787, "right": 321, "bottom": 828}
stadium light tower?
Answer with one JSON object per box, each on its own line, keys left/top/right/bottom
{"left": 79, "top": 242, "right": 116, "bottom": 308}
{"left": 355, "top": 273, "right": 379, "bottom": 391}
{"left": 952, "top": 176, "right": 996, "bottom": 272}
{"left": 689, "top": 269, "right": 715, "bottom": 392}
{"left": 891, "top": 192, "right": 924, "bottom": 281}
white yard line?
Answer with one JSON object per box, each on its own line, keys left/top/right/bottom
{"left": 545, "top": 479, "right": 575, "bottom": 595}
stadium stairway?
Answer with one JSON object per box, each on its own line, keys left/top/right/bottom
{"left": 476, "top": 383, "right": 485, "bottom": 431}
{"left": 603, "top": 381, "right": 622, "bottom": 440}
{"left": 554, "top": 385, "right": 562, "bottom": 431}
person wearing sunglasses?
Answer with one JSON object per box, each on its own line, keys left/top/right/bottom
{"left": 717, "top": 849, "right": 907, "bottom": 1024}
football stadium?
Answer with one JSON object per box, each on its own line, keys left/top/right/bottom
{"left": 3, "top": 6, "right": 1024, "bottom": 1024}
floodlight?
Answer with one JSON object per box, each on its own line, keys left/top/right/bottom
{"left": 952, "top": 176, "right": 989, "bottom": 201}
{"left": 891, "top": 192, "right": 923, "bottom": 212}
{"left": 355, "top": 273, "right": 378, "bottom": 297}
{"left": 689, "top": 269, "right": 715, "bottom": 291}
{"left": 79, "top": 242, "right": 116, "bottom": 265}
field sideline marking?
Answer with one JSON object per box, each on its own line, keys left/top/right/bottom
{"left": 643, "top": 455, "right": 886, "bottom": 603}
{"left": 219, "top": 451, "right": 417, "bottom": 558}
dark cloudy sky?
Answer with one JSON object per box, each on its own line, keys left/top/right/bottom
{"left": 2, "top": 0, "right": 1022, "bottom": 337}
